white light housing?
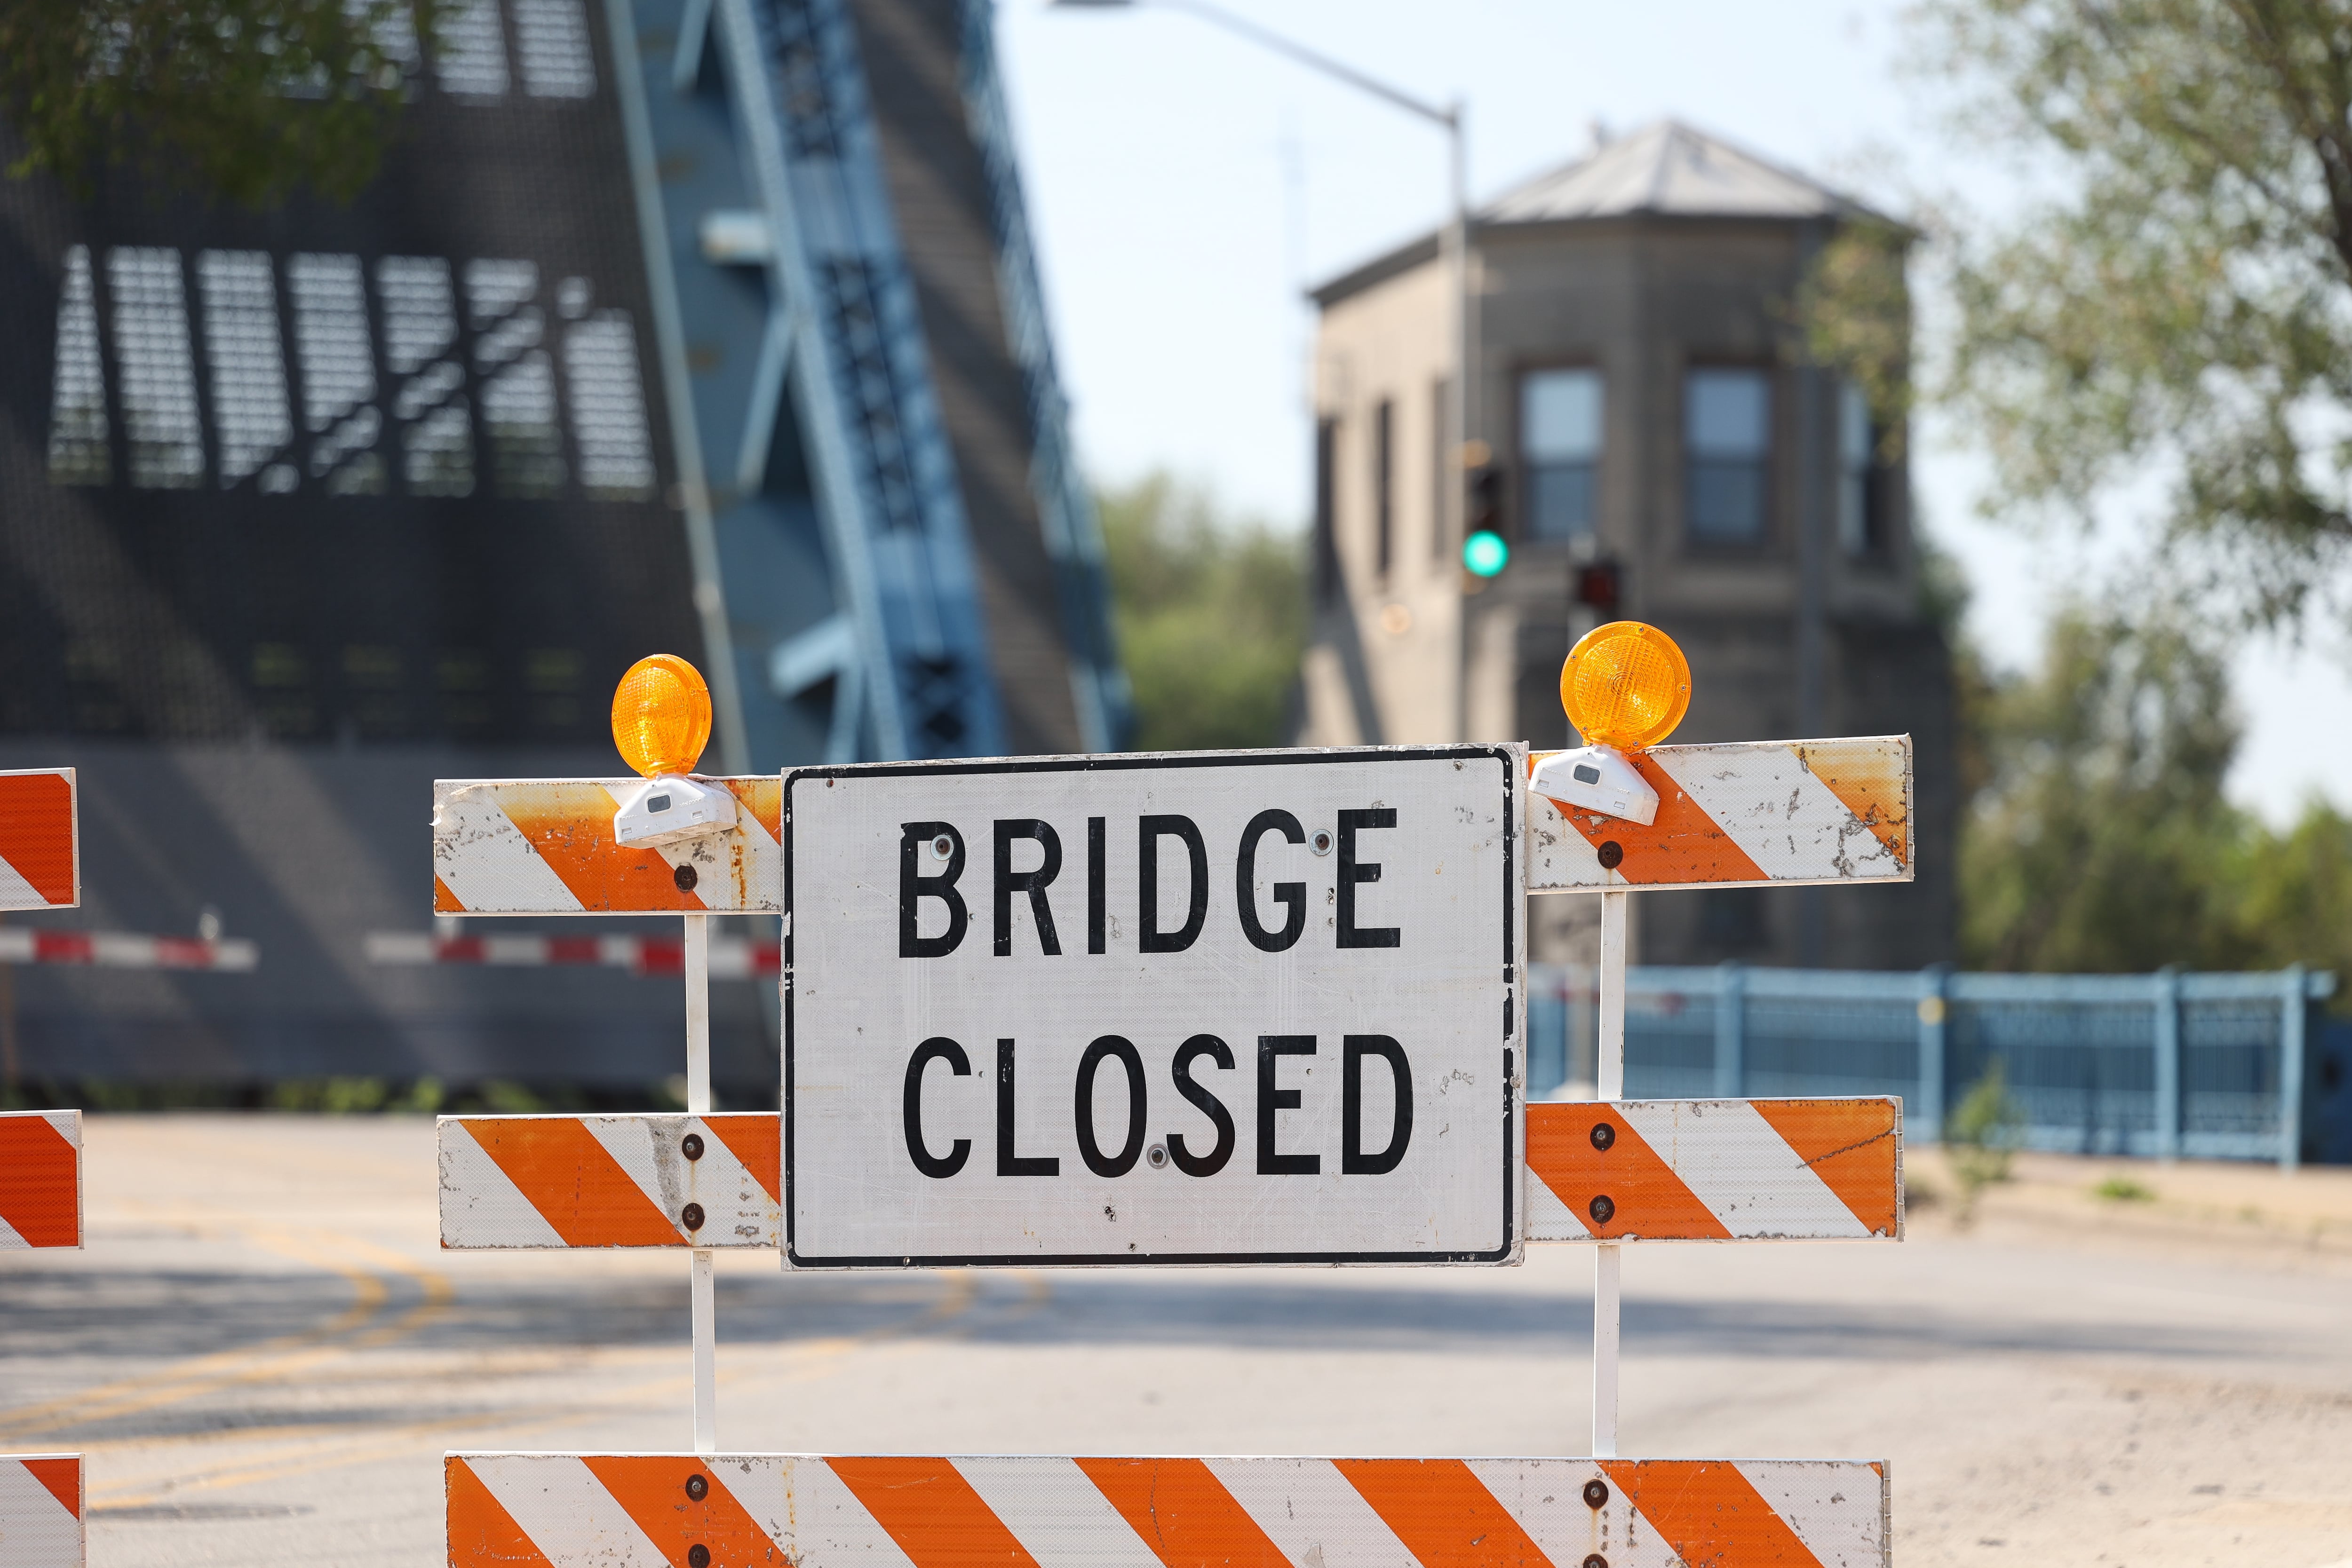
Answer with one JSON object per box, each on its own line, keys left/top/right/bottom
{"left": 1531, "top": 744, "right": 1659, "bottom": 827}
{"left": 613, "top": 774, "right": 738, "bottom": 848}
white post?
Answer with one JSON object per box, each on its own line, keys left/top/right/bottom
{"left": 685, "top": 911, "right": 716, "bottom": 1455}
{"left": 1592, "top": 888, "right": 1627, "bottom": 1457}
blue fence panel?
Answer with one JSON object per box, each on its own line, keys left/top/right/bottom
{"left": 1519, "top": 962, "right": 2336, "bottom": 1168}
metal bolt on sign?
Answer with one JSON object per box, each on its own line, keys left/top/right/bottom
{"left": 433, "top": 629, "right": 1915, "bottom": 1565}
{"left": 0, "top": 769, "right": 89, "bottom": 1567}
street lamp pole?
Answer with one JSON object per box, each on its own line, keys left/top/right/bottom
{"left": 1053, "top": 0, "right": 1477, "bottom": 738}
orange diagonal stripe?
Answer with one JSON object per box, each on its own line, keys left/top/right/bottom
{"left": 1600, "top": 1460, "right": 1825, "bottom": 1567}
{"left": 707, "top": 1113, "right": 781, "bottom": 1204}
{"left": 462, "top": 1118, "right": 683, "bottom": 1246}
{"left": 446, "top": 1457, "right": 559, "bottom": 1568}
{"left": 583, "top": 1455, "right": 781, "bottom": 1566}
{"left": 0, "top": 1115, "right": 78, "bottom": 1247}
{"left": 1795, "top": 738, "right": 1909, "bottom": 865}
{"left": 0, "top": 772, "right": 74, "bottom": 905}
{"left": 21, "top": 1457, "right": 79, "bottom": 1519}
{"left": 1526, "top": 1103, "right": 1732, "bottom": 1240}
{"left": 1075, "top": 1457, "right": 1288, "bottom": 1567}
{"left": 1750, "top": 1099, "right": 1901, "bottom": 1237}
{"left": 434, "top": 873, "right": 463, "bottom": 913}
{"left": 497, "top": 782, "right": 705, "bottom": 913}
{"left": 829, "top": 1458, "right": 1041, "bottom": 1567}
{"left": 1557, "top": 755, "right": 1770, "bottom": 887}
{"left": 1334, "top": 1458, "right": 1553, "bottom": 1567}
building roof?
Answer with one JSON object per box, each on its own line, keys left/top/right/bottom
{"left": 1311, "top": 119, "right": 1885, "bottom": 306}
{"left": 1482, "top": 119, "right": 1872, "bottom": 225}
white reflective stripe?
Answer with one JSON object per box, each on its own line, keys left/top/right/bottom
{"left": 1618, "top": 1101, "right": 1867, "bottom": 1239}
{"left": 1462, "top": 1460, "right": 1675, "bottom": 1568}
{"left": 954, "top": 1457, "right": 1160, "bottom": 1568}
{"left": 1740, "top": 1461, "right": 1887, "bottom": 1568}
{"left": 0, "top": 1211, "right": 27, "bottom": 1251}
{"left": 1204, "top": 1457, "right": 1418, "bottom": 1568}
{"left": 1525, "top": 793, "right": 1609, "bottom": 890}
{"left": 582, "top": 1117, "right": 686, "bottom": 1237}
{"left": 0, "top": 853, "right": 44, "bottom": 911}
{"left": 432, "top": 785, "right": 582, "bottom": 913}
{"left": 39, "top": 1112, "right": 76, "bottom": 1148}
{"left": 1655, "top": 749, "right": 1901, "bottom": 882}
{"left": 466, "top": 1456, "right": 665, "bottom": 1567}
{"left": 0, "top": 1459, "right": 80, "bottom": 1568}
{"left": 1523, "top": 1169, "right": 1589, "bottom": 1240}
{"left": 437, "top": 1123, "right": 566, "bottom": 1249}
{"left": 721, "top": 1459, "right": 914, "bottom": 1564}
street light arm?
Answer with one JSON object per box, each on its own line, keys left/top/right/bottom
{"left": 1155, "top": 0, "right": 1457, "bottom": 129}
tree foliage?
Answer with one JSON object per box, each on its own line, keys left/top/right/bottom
{"left": 1811, "top": 0, "right": 2352, "bottom": 628}
{"left": 0, "top": 0, "right": 439, "bottom": 206}
{"left": 1098, "top": 473, "right": 1307, "bottom": 753}
{"left": 1960, "top": 600, "right": 2352, "bottom": 979}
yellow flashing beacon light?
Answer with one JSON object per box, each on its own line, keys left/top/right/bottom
{"left": 610, "top": 654, "right": 737, "bottom": 850}
{"left": 1530, "top": 620, "right": 1691, "bottom": 826}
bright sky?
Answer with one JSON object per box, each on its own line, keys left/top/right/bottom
{"left": 993, "top": 0, "right": 2352, "bottom": 825}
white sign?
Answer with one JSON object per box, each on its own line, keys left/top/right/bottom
{"left": 782, "top": 746, "right": 1525, "bottom": 1267}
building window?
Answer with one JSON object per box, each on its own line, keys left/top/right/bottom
{"left": 1520, "top": 368, "right": 1601, "bottom": 542}
{"left": 1373, "top": 398, "right": 1395, "bottom": 576}
{"left": 1685, "top": 367, "right": 1771, "bottom": 543}
{"left": 1838, "top": 381, "right": 1884, "bottom": 556}
{"left": 1314, "top": 417, "right": 1339, "bottom": 601}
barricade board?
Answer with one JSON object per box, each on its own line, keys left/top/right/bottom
{"left": 0, "top": 768, "right": 77, "bottom": 911}
{"left": 439, "top": 1115, "right": 780, "bottom": 1248}
{"left": 783, "top": 746, "right": 1524, "bottom": 1267}
{"left": 431, "top": 778, "right": 782, "bottom": 915}
{"left": 0, "top": 1454, "right": 82, "bottom": 1567}
{"left": 447, "top": 1452, "right": 1890, "bottom": 1568}
{"left": 1526, "top": 1099, "right": 1902, "bottom": 1241}
{"left": 0, "top": 1111, "right": 81, "bottom": 1250}
{"left": 1526, "top": 736, "right": 1911, "bottom": 893}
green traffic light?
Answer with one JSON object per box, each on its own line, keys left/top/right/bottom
{"left": 1462, "top": 531, "right": 1509, "bottom": 578}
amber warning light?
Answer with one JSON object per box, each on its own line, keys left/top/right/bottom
{"left": 609, "top": 654, "right": 737, "bottom": 849}
{"left": 1529, "top": 620, "right": 1691, "bottom": 826}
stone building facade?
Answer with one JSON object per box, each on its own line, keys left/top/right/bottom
{"left": 1296, "top": 121, "right": 1955, "bottom": 969}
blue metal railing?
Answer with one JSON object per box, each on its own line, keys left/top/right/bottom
{"left": 1526, "top": 963, "right": 2337, "bottom": 1170}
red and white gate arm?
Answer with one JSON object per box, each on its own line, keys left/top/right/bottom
{"left": 0, "top": 768, "right": 77, "bottom": 911}
{"left": 431, "top": 779, "right": 782, "bottom": 915}
{"left": 0, "top": 1111, "right": 81, "bottom": 1250}
{"left": 0, "top": 1454, "right": 82, "bottom": 1567}
{"left": 1526, "top": 1099, "right": 1901, "bottom": 1242}
{"left": 439, "top": 1115, "right": 779, "bottom": 1249}
{"left": 1526, "top": 736, "right": 1912, "bottom": 892}
{"left": 448, "top": 1453, "right": 1890, "bottom": 1568}
{"left": 0, "top": 930, "right": 256, "bottom": 971}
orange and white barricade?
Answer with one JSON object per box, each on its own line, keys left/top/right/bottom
{"left": 0, "top": 1455, "right": 82, "bottom": 1567}
{"left": 0, "top": 1111, "right": 80, "bottom": 1251}
{"left": 449, "top": 1453, "right": 1890, "bottom": 1568}
{"left": 1525, "top": 1098, "right": 1901, "bottom": 1242}
{"left": 440, "top": 1115, "right": 779, "bottom": 1249}
{"left": 1527, "top": 736, "right": 1911, "bottom": 892}
{"left": 431, "top": 778, "right": 781, "bottom": 915}
{"left": 1, "top": 775, "right": 82, "bottom": 1566}
{"left": 0, "top": 769, "right": 77, "bottom": 912}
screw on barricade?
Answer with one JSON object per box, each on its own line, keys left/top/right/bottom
{"left": 1, "top": 768, "right": 89, "bottom": 1565}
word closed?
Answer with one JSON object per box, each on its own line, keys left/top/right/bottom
{"left": 783, "top": 748, "right": 1524, "bottom": 1267}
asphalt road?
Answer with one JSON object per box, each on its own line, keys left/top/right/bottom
{"left": 2, "top": 1116, "right": 2348, "bottom": 1567}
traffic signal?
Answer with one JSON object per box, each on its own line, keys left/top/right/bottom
{"left": 1574, "top": 559, "right": 1621, "bottom": 615}
{"left": 1466, "top": 461, "right": 1502, "bottom": 536}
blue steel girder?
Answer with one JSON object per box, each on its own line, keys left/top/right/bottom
{"left": 605, "top": 0, "right": 1007, "bottom": 766}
